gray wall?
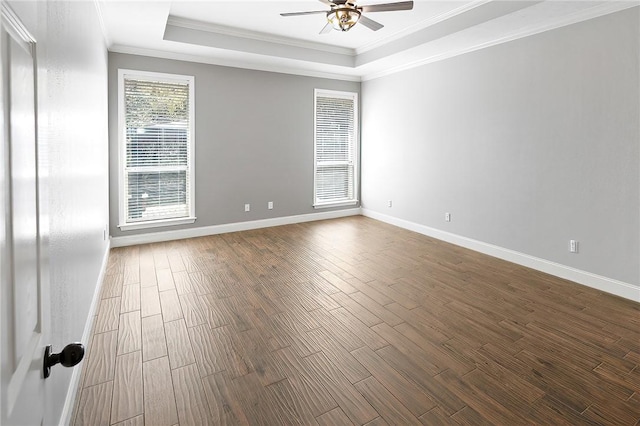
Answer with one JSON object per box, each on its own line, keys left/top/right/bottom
{"left": 10, "top": 1, "right": 110, "bottom": 424}
{"left": 361, "top": 8, "right": 640, "bottom": 287}
{"left": 108, "top": 53, "right": 361, "bottom": 238}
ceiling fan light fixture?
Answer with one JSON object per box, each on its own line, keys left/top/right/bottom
{"left": 327, "top": 6, "right": 361, "bottom": 32}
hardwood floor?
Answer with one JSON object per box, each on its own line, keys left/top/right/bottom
{"left": 71, "top": 216, "right": 640, "bottom": 425}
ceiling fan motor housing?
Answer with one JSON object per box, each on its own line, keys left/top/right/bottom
{"left": 280, "top": 1, "right": 413, "bottom": 33}
{"left": 327, "top": 2, "right": 361, "bottom": 31}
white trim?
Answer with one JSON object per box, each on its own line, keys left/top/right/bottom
{"left": 315, "top": 88, "right": 358, "bottom": 100}
{"left": 167, "top": 16, "right": 355, "bottom": 57}
{"left": 117, "top": 69, "right": 125, "bottom": 230}
{"left": 108, "top": 2, "right": 636, "bottom": 83}
{"left": 55, "top": 208, "right": 640, "bottom": 424}
{"left": 313, "top": 89, "right": 359, "bottom": 208}
{"left": 314, "top": 200, "right": 359, "bottom": 209}
{"left": 117, "top": 69, "right": 196, "bottom": 229}
{"left": 361, "top": 1, "right": 639, "bottom": 81}
{"left": 108, "top": 45, "right": 362, "bottom": 83}
{"left": 111, "top": 208, "right": 361, "bottom": 247}
{"left": 110, "top": 208, "right": 640, "bottom": 301}
{"left": 1, "top": 2, "right": 36, "bottom": 45}
{"left": 58, "top": 240, "right": 111, "bottom": 426}
{"left": 361, "top": 209, "right": 640, "bottom": 303}
{"left": 355, "top": 0, "right": 491, "bottom": 55}
{"left": 118, "top": 216, "right": 196, "bottom": 231}
{"left": 93, "top": 0, "right": 110, "bottom": 48}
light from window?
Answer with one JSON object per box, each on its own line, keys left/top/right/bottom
{"left": 314, "top": 89, "right": 358, "bottom": 207}
{"left": 118, "top": 70, "right": 195, "bottom": 229}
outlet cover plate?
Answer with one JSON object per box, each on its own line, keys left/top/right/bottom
{"left": 569, "top": 240, "right": 578, "bottom": 253}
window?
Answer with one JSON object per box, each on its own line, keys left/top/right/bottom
{"left": 118, "top": 70, "right": 195, "bottom": 230}
{"left": 314, "top": 89, "right": 359, "bottom": 207}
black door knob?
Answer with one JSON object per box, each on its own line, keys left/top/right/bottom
{"left": 43, "top": 343, "right": 85, "bottom": 379}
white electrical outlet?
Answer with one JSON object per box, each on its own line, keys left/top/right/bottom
{"left": 268, "top": 201, "right": 273, "bottom": 210}
{"left": 445, "top": 213, "right": 451, "bottom": 222}
{"left": 569, "top": 240, "right": 578, "bottom": 253}
{"left": 103, "top": 227, "right": 108, "bottom": 241}
{"left": 244, "top": 204, "right": 250, "bottom": 212}
{"left": 387, "top": 200, "right": 392, "bottom": 208}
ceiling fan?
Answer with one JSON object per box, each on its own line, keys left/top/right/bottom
{"left": 280, "top": 0, "right": 414, "bottom": 34}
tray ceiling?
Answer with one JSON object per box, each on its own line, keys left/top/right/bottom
{"left": 99, "top": 1, "right": 638, "bottom": 80}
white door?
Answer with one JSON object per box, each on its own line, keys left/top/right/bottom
{"left": 0, "top": 3, "right": 48, "bottom": 425}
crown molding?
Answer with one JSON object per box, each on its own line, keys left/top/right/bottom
{"left": 108, "top": 44, "right": 362, "bottom": 82}
{"left": 355, "top": 0, "right": 491, "bottom": 55}
{"left": 1, "top": 2, "right": 36, "bottom": 44}
{"left": 361, "top": 1, "right": 639, "bottom": 81}
{"left": 164, "top": 19, "right": 355, "bottom": 67}
{"left": 93, "top": 0, "right": 111, "bottom": 48}
{"left": 167, "top": 16, "right": 355, "bottom": 56}
{"left": 110, "top": 2, "right": 638, "bottom": 84}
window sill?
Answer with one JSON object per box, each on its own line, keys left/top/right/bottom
{"left": 313, "top": 200, "right": 359, "bottom": 209}
{"left": 118, "top": 217, "right": 197, "bottom": 231}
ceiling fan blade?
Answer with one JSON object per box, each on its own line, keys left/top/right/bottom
{"left": 318, "top": 0, "right": 334, "bottom": 5}
{"left": 358, "top": 15, "right": 384, "bottom": 31}
{"left": 280, "top": 10, "right": 328, "bottom": 17}
{"left": 360, "top": 1, "right": 413, "bottom": 13}
{"left": 319, "top": 22, "right": 333, "bottom": 34}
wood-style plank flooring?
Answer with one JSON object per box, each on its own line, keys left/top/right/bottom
{"left": 71, "top": 216, "right": 640, "bottom": 425}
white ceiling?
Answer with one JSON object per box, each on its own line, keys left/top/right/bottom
{"left": 99, "top": 0, "right": 638, "bottom": 81}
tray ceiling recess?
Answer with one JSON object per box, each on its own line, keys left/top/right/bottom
{"left": 99, "top": 1, "right": 639, "bottom": 81}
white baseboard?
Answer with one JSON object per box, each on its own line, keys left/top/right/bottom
{"left": 362, "top": 208, "right": 640, "bottom": 303}
{"left": 111, "top": 208, "right": 362, "bottom": 248}
{"left": 59, "top": 239, "right": 111, "bottom": 426}
{"left": 109, "top": 207, "right": 639, "bottom": 302}
{"left": 55, "top": 207, "right": 636, "bottom": 425}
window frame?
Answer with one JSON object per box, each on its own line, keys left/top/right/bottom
{"left": 117, "top": 69, "right": 196, "bottom": 231}
{"left": 313, "top": 88, "right": 359, "bottom": 208}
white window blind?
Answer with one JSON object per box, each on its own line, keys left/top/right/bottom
{"left": 118, "top": 70, "right": 195, "bottom": 229}
{"left": 314, "top": 89, "right": 358, "bottom": 207}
